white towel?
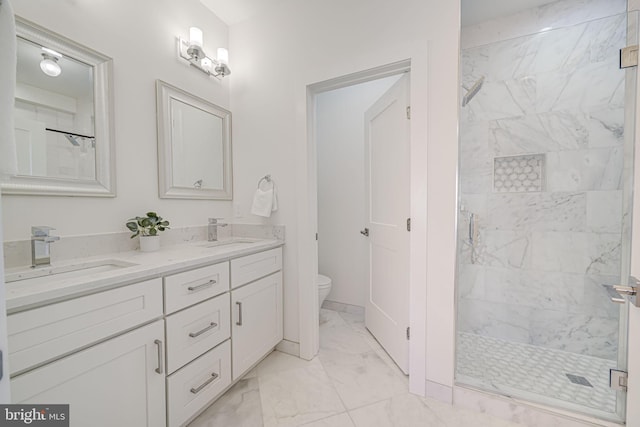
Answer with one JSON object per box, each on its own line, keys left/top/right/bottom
{"left": 251, "top": 179, "right": 278, "bottom": 217}
{"left": 0, "top": 0, "right": 18, "bottom": 177}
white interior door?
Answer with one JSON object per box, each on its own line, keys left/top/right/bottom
{"left": 364, "top": 73, "right": 410, "bottom": 374}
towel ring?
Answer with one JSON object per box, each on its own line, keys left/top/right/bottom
{"left": 257, "top": 174, "right": 272, "bottom": 189}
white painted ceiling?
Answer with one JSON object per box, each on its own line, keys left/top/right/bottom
{"left": 200, "top": 0, "right": 561, "bottom": 28}
{"left": 200, "top": 0, "right": 285, "bottom": 25}
{"left": 461, "top": 0, "right": 559, "bottom": 26}
{"left": 16, "top": 37, "right": 93, "bottom": 100}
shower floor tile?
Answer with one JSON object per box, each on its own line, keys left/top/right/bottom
{"left": 456, "top": 332, "right": 618, "bottom": 417}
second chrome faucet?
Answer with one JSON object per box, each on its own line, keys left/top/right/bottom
{"left": 207, "top": 218, "right": 228, "bottom": 242}
{"left": 31, "top": 226, "right": 60, "bottom": 267}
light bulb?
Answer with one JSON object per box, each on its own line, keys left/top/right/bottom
{"left": 189, "top": 27, "right": 203, "bottom": 48}
{"left": 40, "top": 55, "right": 61, "bottom": 77}
{"left": 217, "top": 47, "right": 229, "bottom": 65}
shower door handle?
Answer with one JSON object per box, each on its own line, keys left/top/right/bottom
{"left": 603, "top": 276, "right": 639, "bottom": 307}
{"left": 603, "top": 285, "right": 627, "bottom": 304}
{"left": 360, "top": 228, "right": 369, "bottom": 237}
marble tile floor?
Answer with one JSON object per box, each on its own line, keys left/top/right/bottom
{"left": 456, "top": 332, "right": 617, "bottom": 417}
{"left": 188, "top": 309, "right": 523, "bottom": 427}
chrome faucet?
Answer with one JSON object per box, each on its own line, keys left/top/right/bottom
{"left": 31, "top": 226, "right": 60, "bottom": 267}
{"left": 207, "top": 218, "right": 228, "bottom": 242}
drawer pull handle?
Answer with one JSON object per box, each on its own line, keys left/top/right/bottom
{"left": 190, "top": 372, "right": 219, "bottom": 394}
{"left": 236, "top": 301, "right": 243, "bottom": 326}
{"left": 154, "top": 339, "right": 164, "bottom": 374}
{"left": 187, "top": 279, "right": 216, "bottom": 292}
{"left": 188, "top": 322, "right": 218, "bottom": 338}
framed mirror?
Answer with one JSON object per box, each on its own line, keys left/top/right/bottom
{"left": 2, "top": 17, "right": 116, "bottom": 197}
{"left": 156, "top": 80, "right": 232, "bottom": 200}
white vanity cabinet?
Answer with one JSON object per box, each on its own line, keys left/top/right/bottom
{"left": 9, "top": 279, "right": 166, "bottom": 427}
{"left": 7, "top": 243, "right": 284, "bottom": 427}
{"left": 230, "top": 248, "right": 283, "bottom": 380}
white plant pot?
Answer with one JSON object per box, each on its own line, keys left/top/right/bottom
{"left": 139, "top": 235, "right": 160, "bottom": 252}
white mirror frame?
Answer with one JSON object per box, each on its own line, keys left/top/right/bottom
{"left": 156, "top": 80, "right": 233, "bottom": 200}
{"left": 2, "top": 17, "right": 116, "bottom": 197}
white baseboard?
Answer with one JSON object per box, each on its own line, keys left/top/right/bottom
{"left": 276, "top": 339, "right": 300, "bottom": 357}
{"left": 322, "top": 300, "right": 364, "bottom": 315}
{"left": 425, "top": 380, "right": 453, "bottom": 404}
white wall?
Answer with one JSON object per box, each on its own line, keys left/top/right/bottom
{"left": 316, "top": 76, "right": 401, "bottom": 308}
{"left": 4, "top": 0, "right": 232, "bottom": 241}
{"left": 229, "top": 0, "right": 460, "bottom": 392}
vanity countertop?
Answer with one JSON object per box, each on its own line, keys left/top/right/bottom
{"left": 4, "top": 238, "right": 283, "bottom": 314}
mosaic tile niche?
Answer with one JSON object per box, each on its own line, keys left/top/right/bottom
{"left": 493, "top": 154, "right": 544, "bottom": 193}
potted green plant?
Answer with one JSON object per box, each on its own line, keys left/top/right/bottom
{"left": 126, "top": 211, "right": 170, "bottom": 252}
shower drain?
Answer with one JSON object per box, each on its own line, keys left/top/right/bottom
{"left": 566, "top": 374, "right": 593, "bottom": 387}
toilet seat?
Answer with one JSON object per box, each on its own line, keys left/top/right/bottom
{"left": 317, "top": 274, "right": 331, "bottom": 288}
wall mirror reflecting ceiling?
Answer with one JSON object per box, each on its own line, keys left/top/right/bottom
{"left": 2, "top": 17, "right": 115, "bottom": 197}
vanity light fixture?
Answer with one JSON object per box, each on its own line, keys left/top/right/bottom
{"left": 178, "top": 27, "right": 231, "bottom": 78}
{"left": 40, "top": 47, "right": 62, "bottom": 77}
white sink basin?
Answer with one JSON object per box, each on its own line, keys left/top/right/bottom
{"left": 198, "top": 237, "right": 261, "bottom": 249}
{"left": 5, "top": 259, "right": 138, "bottom": 285}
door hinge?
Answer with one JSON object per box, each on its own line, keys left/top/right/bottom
{"left": 406, "top": 106, "right": 411, "bottom": 119}
{"left": 406, "top": 218, "right": 411, "bottom": 232}
{"left": 406, "top": 327, "right": 410, "bottom": 340}
{"left": 610, "top": 369, "right": 628, "bottom": 391}
{"left": 620, "top": 45, "right": 639, "bottom": 68}
{"left": 316, "top": 233, "right": 318, "bottom": 241}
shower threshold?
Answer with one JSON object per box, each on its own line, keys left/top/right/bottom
{"left": 455, "top": 332, "right": 621, "bottom": 422}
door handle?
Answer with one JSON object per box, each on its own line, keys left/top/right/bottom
{"left": 154, "top": 339, "right": 164, "bottom": 374}
{"left": 187, "top": 279, "right": 216, "bottom": 292}
{"left": 360, "top": 228, "right": 369, "bottom": 237}
{"left": 190, "top": 373, "right": 219, "bottom": 394}
{"left": 603, "top": 285, "right": 627, "bottom": 304}
{"left": 236, "top": 301, "right": 243, "bottom": 326}
{"left": 189, "top": 322, "right": 218, "bottom": 338}
{"left": 603, "top": 277, "right": 639, "bottom": 307}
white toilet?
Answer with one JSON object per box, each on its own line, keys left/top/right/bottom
{"left": 317, "top": 274, "right": 332, "bottom": 310}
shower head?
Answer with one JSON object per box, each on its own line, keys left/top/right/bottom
{"left": 462, "top": 76, "right": 485, "bottom": 107}
{"left": 64, "top": 134, "right": 80, "bottom": 146}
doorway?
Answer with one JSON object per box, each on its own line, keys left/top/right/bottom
{"left": 311, "top": 63, "right": 411, "bottom": 374}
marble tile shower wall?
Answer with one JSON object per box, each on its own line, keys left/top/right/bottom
{"left": 458, "top": 10, "right": 629, "bottom": 360}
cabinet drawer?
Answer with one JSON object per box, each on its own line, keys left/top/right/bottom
{"left": 164, "top": 262, "right": 229, "bottom": 314}
{"left": 8, "top": 278, "right": 163, "bottom": 376}
{"left": 230, "top": 247, "right": 282, "bottom": 289}
{"left": 165, "top": 293, "right": 230, "bottom": 374}
{"left": 167, "top": 340, "right": 231, "bottom": 427}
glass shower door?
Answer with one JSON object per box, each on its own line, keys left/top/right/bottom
{"left": 455, "top": 11, "right": 638, "bottom": 423}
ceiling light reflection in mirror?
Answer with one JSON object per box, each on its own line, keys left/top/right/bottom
{"left": 15, "top": 36, "right": 96, "bottom": 181}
